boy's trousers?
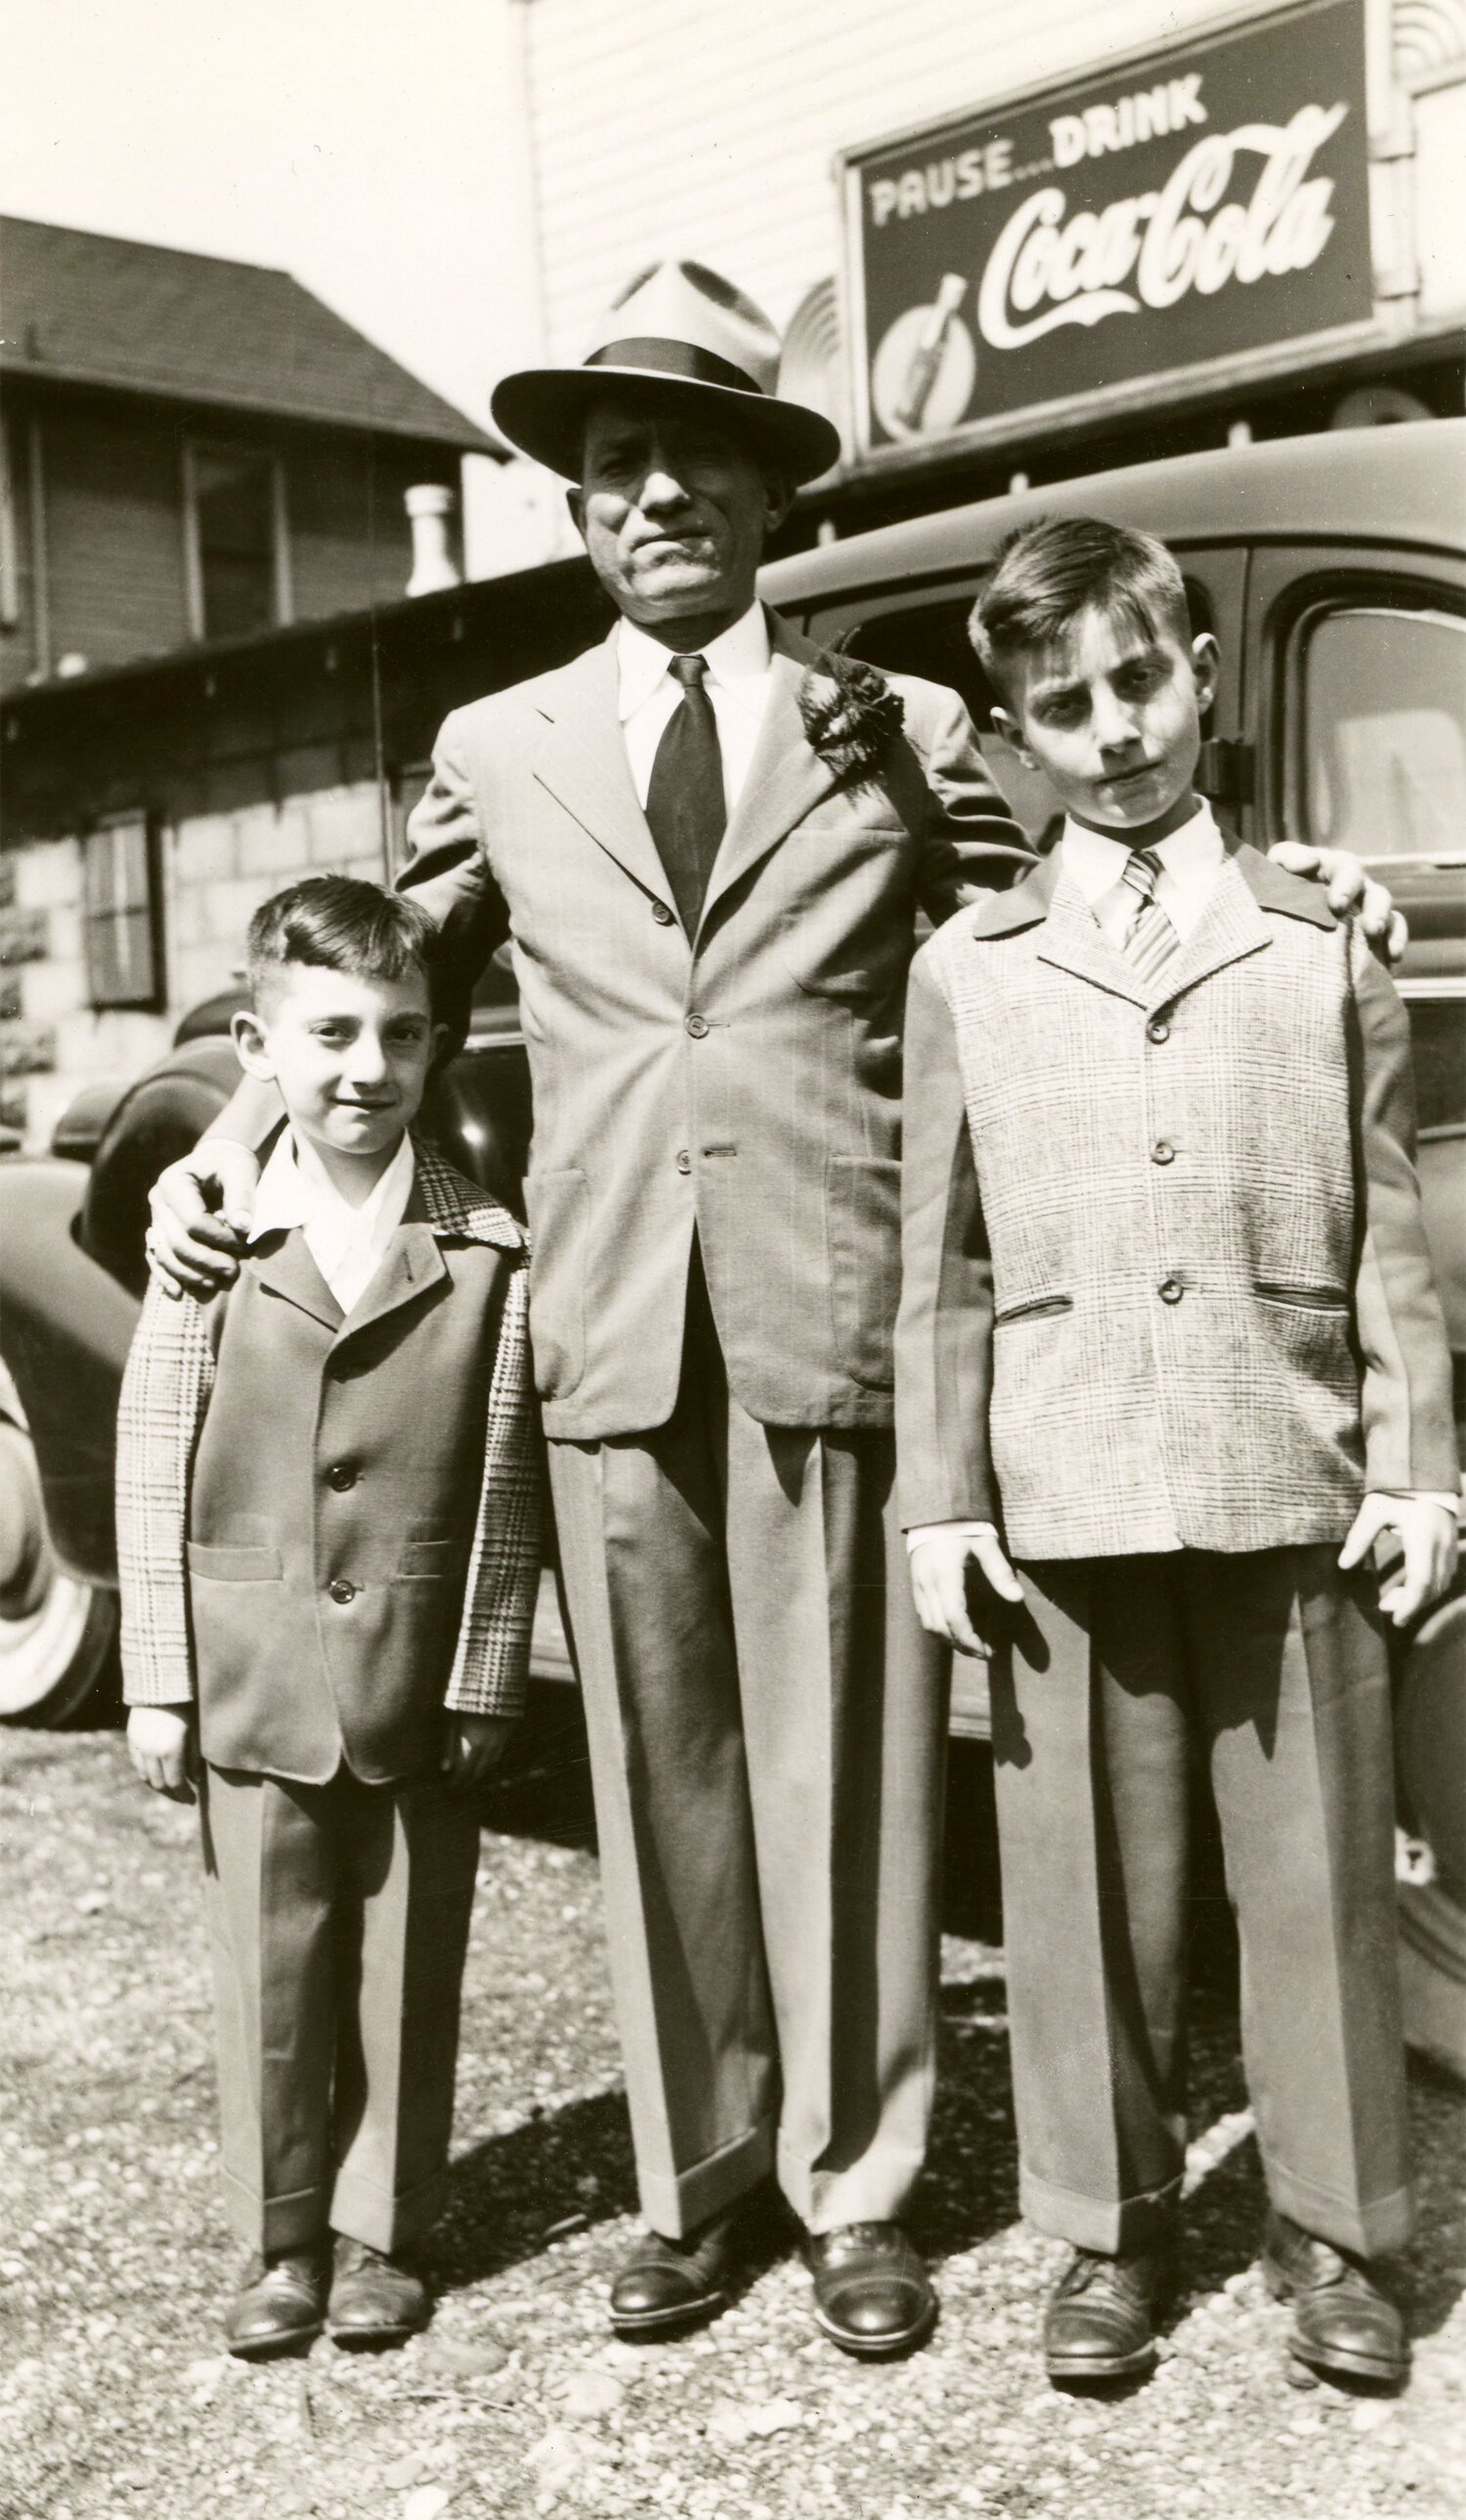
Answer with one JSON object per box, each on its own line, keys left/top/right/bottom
{"left": 988, "top": 1543, "right": 1412, "bottom": 2263}
{"left": 199, "top": 1761, "right": 480, "bottom": 2257}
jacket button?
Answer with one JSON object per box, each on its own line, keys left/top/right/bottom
{"left": 685, "top": 1013, "right": 709, "bottom": 1039}
{"left": 326, "top": 1462, "right": 356, "bottom": 1491}
{"left": 1159, "top": 1278, "right": 1185, "bottom": 1304}
{"left": 328, "top": 1577, "right": 357, "bottom": 1605}
{"left": 675, "top": 1150, "right": 691, "bottom": 1175}
{"left": 652, "top": 900, "right": 675, "bottom": 926}
{"left": 1151, "top": 1141, "right": 1176, "bottom": 1165}
{"left": 1147, "top": 1016, "right": 1171, "bottom": 1044}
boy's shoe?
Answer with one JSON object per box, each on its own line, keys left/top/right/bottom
{"left": 609, "top": 2203, "right": 743, "bottom": 2337}
{"left": 224, "top": 2244, "right": 329, "bottom": 2359}
{"left": 804, "top": 2222, "right": 937, "bottom": 2358}
{"left": 1261, "top": 2211, "right": 1408, "bottom": 2386}
{"left": 326, "top": 2238, "right": 431, "bottom": 2347}
{"left": 1043, "top": 2243, "right": 1173, "bottom": 2383}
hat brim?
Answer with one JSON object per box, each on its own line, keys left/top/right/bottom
{"left": 491, "top": 365, "right": 841, "bottom": 487}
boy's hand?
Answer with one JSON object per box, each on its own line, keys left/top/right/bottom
{"left": 441, "top": 1715, "right": 516, "bottom": 1790}
{"left": 1267, "top": 843, "right": 1406, "bottom": 965}
{"left": 146, "top": 1144, "right": 260, "bottom": 1302}
{"left": 909, "top": 1525, "right": 1022, "bottom": 1656}
{"left": 1339, "top": 1495, "right": 1459, "bottom": 1627}
{"left": 126, "top": 1705, "right": 197, "bottom": 1801}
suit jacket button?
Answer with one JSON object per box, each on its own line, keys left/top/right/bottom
{"left": 652, "top": 900, "right": 675, "bottom": 925}
{"left": 1151, "top": 1141, "right": 1176, "bottom": 1165}
{"left": 1159, "top": 1278, "right": 1185, "bottom": 1304}
{"left": 326, "top": 1462, "right": 357, "bottom": 1490}
{"left": 675, "top": 1150, "right": 691, "bottom": 1175}
{"left": 1147, "top": 1016, "right": 1171, "bottom": 1043}
{"left": 685, "top": 1013, "right": 709, "bottom": 1038}
{"left": 328, "top": 1577, "right": 357, "bottom": 1605}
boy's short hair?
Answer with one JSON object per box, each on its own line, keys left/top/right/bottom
{"left": 246, "top": 875, "right": 437, "bottom": 1011}
{"left": 971, "top": 517, "right": 1191, "bottom": 702}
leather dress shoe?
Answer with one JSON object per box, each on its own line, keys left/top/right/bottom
{"left": 326, "top": 2238, "right": 431, "bottom": 2347}
{"left": 224, "top": 2245, "right": 329, "bottom": 2359}
{"left": 805, "top": 2223, "right": 936, "bottom": 2358}
{"left": 1261, "top": 2211, "right": 1408, "bottom": 2386}
{"left": 610, "top": 2206, "right": 740, "bottom": 2337}
{"left": 1043, "top": 2246, "right": 1172, "bottom": 2382}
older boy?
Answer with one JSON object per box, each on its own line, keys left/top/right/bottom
{"left": 896, "top": 519, "right": 1458, "bottom": 2389}
{"left": 118, "top": 876, "right": 540, "bottom": 2357}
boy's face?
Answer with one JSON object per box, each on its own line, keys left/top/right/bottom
{"left": 993, "top": 605, "right": 1220, "bottom": 845}
{"left": 232, "top": 963, "right": 444, "bottom": 1164}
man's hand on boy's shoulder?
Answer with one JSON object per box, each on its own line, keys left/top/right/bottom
{"left": 1268, "top": 842, "right": 1407, "bottom": 964}
{"left": 441, "top": 1715, "right": 517, "bottom": 1791}
{"left": 126, "top": 1705, "right": 197, "bottom": 1801}
{"left": 1340, "top": 1494, "right": 1459, "bottom": 1628}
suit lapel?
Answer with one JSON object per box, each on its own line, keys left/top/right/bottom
{"left": 1160, "top": 853, "right": 1273, "bottom": 1000}
{"left": 700, "top": 632, "right": 841, "bottom": 924}
{"left": 251, "top": 1233, "right": 344, "bottom": 1334}
{"left": 330, "top": 1222, "right": 448, "bottom": 1350}
{"left": 1035, "top": 868, "right": 1153, "bottom": 1009}
{"left": 531, "top": 633, "right": 671, "bottom": 905}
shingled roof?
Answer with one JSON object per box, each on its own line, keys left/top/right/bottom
{"left": 0, "top": 216, "right": 501, "bottom": 454}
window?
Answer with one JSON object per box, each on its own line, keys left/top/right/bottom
{"left": 1303, "top": 605, "right": 1466, "bottom": 861}
{"left": 84, "top": 816, "right": 160, "bottom": 1009}
{"left": 183, "top": 442, "right": 290, "bottom": 641}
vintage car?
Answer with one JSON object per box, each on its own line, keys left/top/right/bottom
{"left": 3, "top": 421, "right": 1462, "bottom": 2063}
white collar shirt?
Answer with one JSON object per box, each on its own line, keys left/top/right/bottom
{"left": 616, "top": 601, "right": 774, "bottom": 815}
{"left": 1059, "top": 801, "right": 1228, "bottom": 948}
{"left": 251, "top": 1127, "right": 416, "bottom": 1317}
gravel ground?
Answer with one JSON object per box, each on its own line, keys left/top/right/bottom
{"left": 2, "top": 1716, "right": 1463, "bottom": 2520}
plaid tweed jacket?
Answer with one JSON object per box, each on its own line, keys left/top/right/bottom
{"left": 117, "top": 1137, "right": 542, "bottom": 1780}
{"left": 896, "top": 842, "right": 1458, "bottom": 1559}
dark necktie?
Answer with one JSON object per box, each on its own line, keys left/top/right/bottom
{"left": 644, "top": 653, "right": 726, "bottom": 936}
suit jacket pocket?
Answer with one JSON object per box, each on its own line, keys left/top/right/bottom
{"left": 392, "top": 1538, "right": 457, "bottom": 1583}
{"left": 186, "top": 1540, "right": 281, "bottom": 1582}
{"left": 526, "top": 1166, "right": 588, "bottom": 1400}
{"left": 827, "top": 1154, "right": 901, "bottom": 1390}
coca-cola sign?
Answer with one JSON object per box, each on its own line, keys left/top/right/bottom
{"left": 842, "top": 0, "right": 1372, "bottom": 460}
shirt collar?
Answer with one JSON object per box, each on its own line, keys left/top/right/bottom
{"left": 251, "top": 1126, "right": 415, "bottom": 1246}
{"left": 1059, "top": 798, "right": 1225, "bottom": 904}
{"left": 616, "top": 601, "right": 770, "bottom": 722}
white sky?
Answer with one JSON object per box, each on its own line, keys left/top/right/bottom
{"left": 2, "top": 0, "right": 542, "bottom": 437}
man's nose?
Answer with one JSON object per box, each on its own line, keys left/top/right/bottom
{"left": 638, "top": 461, "right": 693, "bottom": 514}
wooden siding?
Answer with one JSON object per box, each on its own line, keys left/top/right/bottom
{"left": 25, "top": 399, "right": 190, "bottom": 685}
{"left": 287, "top": 439, "right": 453, "bottom": 622}
{"left": 523, "top": 0, "right": 1277, "bottom": 359}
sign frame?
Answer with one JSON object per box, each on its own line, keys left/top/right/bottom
{"left": 836, "top": 0, "right": 1387, "bottom": 475}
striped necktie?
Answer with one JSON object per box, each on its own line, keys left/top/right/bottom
{"left": 1120, "top": 847, "right": 1182, "bottom": 989}
{"left": 644, "top": 653, "right": 727, "bottom": 937}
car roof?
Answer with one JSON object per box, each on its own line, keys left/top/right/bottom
{"left": 761, "top": 419, "right": 1466, "bottom": 612}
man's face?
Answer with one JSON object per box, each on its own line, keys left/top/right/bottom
{"left": 232, "top": 963, "right": 444, "bottom": 1168}
{"left": 994, "top": 605, "right": 1220, "bottom": 842}
{"left": 570, "top": 396, "right": 790, "bottom": 631}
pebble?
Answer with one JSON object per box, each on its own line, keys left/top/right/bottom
{"left": 403, "top": 2492, "right": 453, "bottom": 2520}
{"left": 560, "top": 2366, "right": 625, "bottom": 2418}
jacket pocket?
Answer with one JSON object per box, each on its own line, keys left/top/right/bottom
{"left": 995, "top": 1293, "right": 1074, "bottom": 1326}
{"left": 186, "top": 1541, "right": 281, "bottom": 1582}
{"left": 827, "top": 1154, "right": 901, "bottom": 1390}
{"left": 392, "top": 1540, "right": 456, "bottom": 1583}
{"left": 525, "top": 1166, "right": 588, "bottom": 1400}
{"left": 1254, "top": 1283, "right": 1350, "bottom": 1312}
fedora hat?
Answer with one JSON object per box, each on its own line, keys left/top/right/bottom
{"left": 491, "top": 260, "right": 841, "bottom": 485}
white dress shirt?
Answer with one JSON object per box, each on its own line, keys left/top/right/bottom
{"left": 1058, "top": 799, "right": 1228, "bottom": 945}
{"left": 617, "top": 602, "right": 774, "bottom": 815}
{"left": 251, "top": 1127, "right": 416, "bottom": 1317}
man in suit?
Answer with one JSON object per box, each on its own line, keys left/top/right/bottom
{"left": 147, "top": 265, "right": 1399, "bottom": 2357}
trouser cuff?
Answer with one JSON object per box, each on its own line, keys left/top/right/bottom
{"left": 1265, "top": 2162, "right": 1415, "bottom": 2260}
{"left": 1019, "top": 2162, "right": 1183, "bottom": 2256}
{"left": 329, "top": 2161, "right": 445, "bottom": 2257}
{"left": 634, "top": 2119, "right": 775, "bottom": 2240}
{"left": 222, "top": 2170, "right": 328, "bottom": 2257}
{"left": 789, "top": 2139, "right": 927, "bottom": 2238}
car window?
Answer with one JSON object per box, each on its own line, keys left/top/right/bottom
{"left": 1409, "top": 1000, "right": 1466, "bottom": 1136}
{"left": 1303, "top": 606, "right": 1466, "bottom": 862}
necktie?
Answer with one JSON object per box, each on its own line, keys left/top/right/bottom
{"left": 1120, "top": 847, "right": 1182, "bottom": 990}
{"left": 644, "top": 654, "right": 726, "bottom": 936}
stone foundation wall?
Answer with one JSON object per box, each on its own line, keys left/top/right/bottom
{"left": 1, "top": 784, "right": 386, "bottom": 1151}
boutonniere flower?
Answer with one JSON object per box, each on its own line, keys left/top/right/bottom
{"left": 797, "top": 653, "right": 905, "bottom": 784}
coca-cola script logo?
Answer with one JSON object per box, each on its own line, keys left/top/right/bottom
{"left": 977, "top": 101, "right": 1347, "bottom": 351}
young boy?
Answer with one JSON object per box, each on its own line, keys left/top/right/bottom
{"left": 896, "top": 519, "right": 1458, "bottom": 2390}
{"left": 117, "top": 875, "right": 541, "bottom": 2358}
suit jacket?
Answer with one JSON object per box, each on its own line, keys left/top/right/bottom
{"left": 895, "top": 843, "right": 1458, "bottom": 1559}
{"left": 117, "top": 1140, "right": 542, "bottom": 1783}
{"left": 400, "top": 606, "right": 1028, "bottom": 1440}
